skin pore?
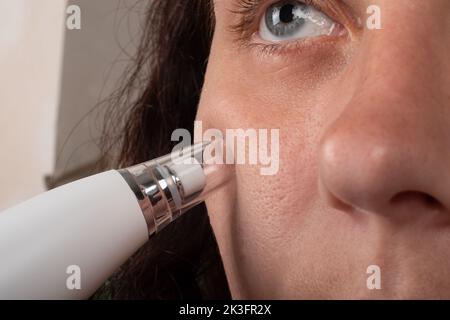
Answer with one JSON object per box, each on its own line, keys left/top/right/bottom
{"left": 195, "top": 0, "right": 450, "bottom": 298}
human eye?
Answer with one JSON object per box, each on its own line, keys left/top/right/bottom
{"left": 230, "top": 0, "right": 355, "bottom": 54}
{"left": 260, "top": 1, "right": 343, "bottom": 42}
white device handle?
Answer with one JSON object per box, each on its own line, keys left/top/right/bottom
{"left": 0, "top": 170, "right": 149, "bottom": 299}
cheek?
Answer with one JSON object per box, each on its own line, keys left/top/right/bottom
{"left": 195, "top": 47, "right": 355, "bottom": 296}
{"left": 195, "top": 65, "right": 341, "bottom": 230}
{"left": 195, "top": 77, "right": 327, "bottom": 280}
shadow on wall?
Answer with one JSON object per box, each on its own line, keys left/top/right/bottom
{"left": 47, "top": 0, "right": 145, "bottom": 189}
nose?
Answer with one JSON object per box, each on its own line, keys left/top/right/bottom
{"left": 318, "top": 15, "right": 450, "bottom": 220}
{"left": 319, "top": 100, "right": 449, "bottom": 218}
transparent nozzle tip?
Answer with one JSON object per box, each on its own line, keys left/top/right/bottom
{"left": 120, "top": 141, "right": 233, "bottom": 234}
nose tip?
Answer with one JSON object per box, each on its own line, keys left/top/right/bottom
{"left": 319, "top": 128, "right": 445, "bottom": 218}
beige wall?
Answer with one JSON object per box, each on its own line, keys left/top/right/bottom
{"left": 0, "top": 0, "right": 66, "bottom": 210}
{"left": 0, "top": 0, "right": 143, "bottom": 210}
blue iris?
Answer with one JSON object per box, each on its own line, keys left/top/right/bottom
{"left": 265, "top": 1, "right": 308, "bottom": 38}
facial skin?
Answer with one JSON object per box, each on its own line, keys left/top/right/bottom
{"left": 195, "top": 0, "right": 450, "bottom": 299}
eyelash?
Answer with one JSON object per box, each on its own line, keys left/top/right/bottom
{"left": 229, "top": 0, "right": 352, "bottom": 55}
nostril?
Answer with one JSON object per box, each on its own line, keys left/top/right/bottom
{"left": 390, "top": 191, "right": 443, "bottom": 210}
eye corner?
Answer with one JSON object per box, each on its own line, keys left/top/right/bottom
{"left": 323, "top": 0, "right": 364, "bottom": 37}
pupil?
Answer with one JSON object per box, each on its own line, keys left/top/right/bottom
{"left": 279, "top": 4, "right": 295, "bottom": 23}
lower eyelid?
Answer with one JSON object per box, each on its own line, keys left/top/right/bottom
{"left": 248, "top": 30, "right": 349, "bottom": 58}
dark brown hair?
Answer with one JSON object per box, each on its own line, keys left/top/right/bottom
{"left": 96, "top": 0, "right": 230, "bottom": 299}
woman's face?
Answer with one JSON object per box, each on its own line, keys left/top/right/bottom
{"left": 195, "top": 0, "right": 450, "bottom": 298}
